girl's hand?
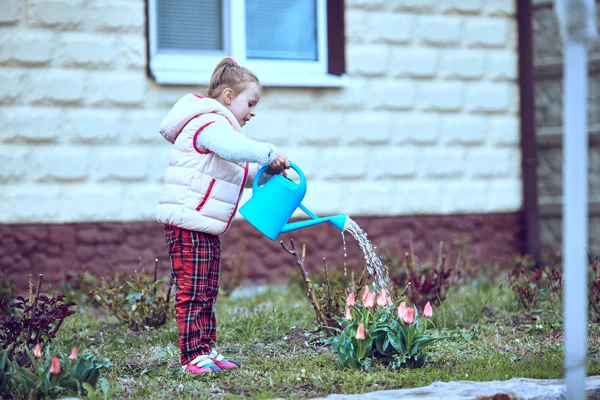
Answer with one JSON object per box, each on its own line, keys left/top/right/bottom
{"left": 270, "top": 151, "right": 290, "bottom": 170}
{"left": 265, "top": 167, "right": 287, "bottom": 177}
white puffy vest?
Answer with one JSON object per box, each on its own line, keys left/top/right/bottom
{"left": 156, "top": 94, "right": 249, "bottom": 235}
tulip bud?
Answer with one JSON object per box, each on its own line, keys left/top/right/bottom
{"left": 69, "top": 347, "right": 77, "bottom": 360}
{"left": 364, "top": 292, "right": 376, "bottom": 309}
{"left": 386, "top": 296, "right": 393, "bottom": 306}
{"left": 33, "top": 344, "right": 42, "bottom": 358}
{"left": 356, "top": 323, "right": 366, "bottom": 340}
{"left": 403, "top": 307, "right": 415, "bottom": 324}
{"left": 376, "top": 289, "right": 387, "bottom": 307}
{"left": 346, "top": 292, "right": 356, "bottom": 307}
{"left": 345, "top": 307, "right": 353, "bottom": 321}
{"left": 397, "top": 302, "right": 408, "bottom": 319}
{"left": 361, "top": 285, "right": 370, "bottom": 304}
{"left": 50, "top": 357, "right": 61, "bottom": 374}
{"left": 423, "top": 301, "right": 433, "bottom": 318}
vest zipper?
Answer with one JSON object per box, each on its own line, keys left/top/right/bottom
{"left": 196, "top": 178, "right": 216, "bottom": 211}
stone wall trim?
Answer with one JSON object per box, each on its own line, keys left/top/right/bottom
{"left": 1, "top": 212, "right": 524, "bottom": 292}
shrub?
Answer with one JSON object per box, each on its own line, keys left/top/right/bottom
{"left": 220, "top": 243, "right": 247, "bottom": 297}
{"left": 381, "top": 240, "right": 463, "bottom": 309}
{"left": 281, "top": 239, "right": 354, "bottom": 330}
{"left": 287, "top": 261, "right": 354, "bottom": 293}
{"left": 506, "top": 255, "right": 562, "bottom": 312}
{"left": 588, "top": 253, "right": 600, "bottom": 319}
{"left": 91, "top": 260, "right": 174, "bottom": 331}
{"left": 0, "top": 271, "right": 16, "bottom": 302}
{"left": 0, "top": 275, "right": 77, "bottom": 367}
{"left": 57, "top": 265, "right": 103, "bottom": 305}
{"left": 507, "top": 252, "right": 600, "bottom": 318}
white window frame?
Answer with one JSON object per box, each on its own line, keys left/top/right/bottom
{"left": 147, "top": 0, "right": 347, "bottom": 87}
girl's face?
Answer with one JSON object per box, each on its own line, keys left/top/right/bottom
{"left": 224, "top": 82, "right": 261, "bottom": 127}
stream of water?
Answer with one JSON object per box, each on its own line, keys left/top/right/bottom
{"left": 342, "top": 217, "right": 389, "bottom": 290}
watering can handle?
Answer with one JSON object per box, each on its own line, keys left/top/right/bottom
{"left": 254, "top": 161, "right": 306, "bottom": 192}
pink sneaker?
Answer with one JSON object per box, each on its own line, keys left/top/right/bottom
{"left": 208, "top": 350, "right": 241, "bottom": 370}
{"left": 184, "top": 355, "right": 222, "bottom": 375}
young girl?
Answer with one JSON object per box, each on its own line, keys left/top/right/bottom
{"left": 156, "top": 57, "right": 289, "bottom": 375}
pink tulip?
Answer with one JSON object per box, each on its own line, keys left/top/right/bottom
{"left": 33, "top": 344, "right": 42, "bottom": 358}
{"left": 69, "top": 347, "right": 77, "bottom": 360}
{"left": 397, "top": 302, "right": 408, "bottom": 319}
{"left": 386, "top": 296, "right": 393, "bottom": 306}
{"left": 403, "top": 307, "right": 415, "bottom": 324}
{"left": 364, "top": 292, "right": 376, "bottom": 309}
{"left": 423, "top": 301, "right": 433, "bottom": 318}
{"left": 376, "top": 289, "right": 387, "bottom": 307}
{"left": 356, "top": 323, "right": 366, "bottom": 340}
{"left": 346, "top": 292, "right": 356, "bottom": 307}
{"left": 345, "top": 307, "right": 353, "bottom": 321}
{"left": 50, "top": 357, "right": 60, "bottom": 374}
{"left": 361, "top": 285, "right": 370, "bottom": 304}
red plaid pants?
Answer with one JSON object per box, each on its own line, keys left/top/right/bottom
{"left": 164, "top": 225, "right": 221, "bottom": 365}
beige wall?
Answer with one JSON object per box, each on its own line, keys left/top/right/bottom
{"left": 0, "top": 0, "right": 521, "bottom": 224}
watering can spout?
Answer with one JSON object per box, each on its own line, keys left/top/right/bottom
{"left": 330, "top": 214, "right": 349, "bottom": 231}
{"left": 281, "top": 214, "right": 348, "bottom": 234}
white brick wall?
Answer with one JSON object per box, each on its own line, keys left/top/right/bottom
{"left": 0, "top": 0, "right": 521, "bottom": 223}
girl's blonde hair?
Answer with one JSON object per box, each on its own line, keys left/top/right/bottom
{"left": 206, "top": 57, "right": 260, "bottom": 99}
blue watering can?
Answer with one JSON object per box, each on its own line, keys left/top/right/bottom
{"left": 239, "top": 162, "right": 349, "bottom": 240}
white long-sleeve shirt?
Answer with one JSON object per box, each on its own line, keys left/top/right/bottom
{"left": 195, "top": 122, "right": 277, "bottom": 166}
{"left": 194, "top": 119, "right": 278, "bottom": 187}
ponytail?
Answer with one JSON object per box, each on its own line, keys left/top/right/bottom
{"left": 206, "top": 57, "right": 260, "bottom": 99}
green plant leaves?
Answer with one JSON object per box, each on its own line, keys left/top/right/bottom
{"left": 2, "top": 344, "right": 113, "bottom": 400}
{"left": 0, "top": 344, "right": 15, "bottom": 396}
{"left": 69, "top": 352, "right": 111, "bottom": 390}
{"left": 331, "top": 300, "right": 445, "bottom": 371}
{"left": 82, "top": 379, "right": 117, "bottom": 400}
{"left": 374, "top": 332, "right": 389, "bottom": 355}
{"left": 82, "top": 382, "right": 95, "bottom": 396}
{"left": 91, "top": 270, "right": 174, "bottom": 331}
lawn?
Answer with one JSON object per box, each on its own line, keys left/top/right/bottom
{"left": 3, "top": 249, "right": 600, "bottom": 400}
{"left": 41, "top": 282, "right": 599, "bottom": 399}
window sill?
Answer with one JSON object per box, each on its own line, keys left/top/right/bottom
{"left": 150, "top": 68, "right": 350, "bottom": 88}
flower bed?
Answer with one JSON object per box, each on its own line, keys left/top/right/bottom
{"left": 2, "top": 251, "right": 600, "bottom": 398}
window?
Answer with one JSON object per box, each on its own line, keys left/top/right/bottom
{"left": 147, "top": 0, "right": 346, "bottom": 87}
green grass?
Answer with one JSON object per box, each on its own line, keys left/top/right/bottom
{"left": 48, "top": 284, "right": 600, "bottom": 399}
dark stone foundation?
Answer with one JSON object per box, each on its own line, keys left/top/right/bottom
{"left": 0, "top": 212, "right": 524, "bottom": 293}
